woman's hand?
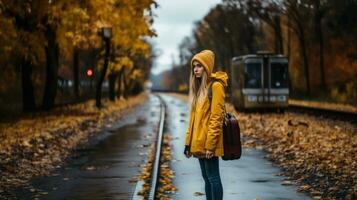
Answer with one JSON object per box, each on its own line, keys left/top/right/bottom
{"left": 205, "top": 150, "right": 214, "bottom": 159}
{"left": 185, "top": 151, "right": 192, "bottom": 158}
{"left": 184, "top": 145, "right": 192, "bottom": 158}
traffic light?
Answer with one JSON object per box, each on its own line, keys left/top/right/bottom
{"left": 86, "top": 68, "right": 94, "bottom": 77}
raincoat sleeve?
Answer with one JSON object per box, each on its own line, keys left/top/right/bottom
{"left": 205, "top": 82, "right": 225, "bottom": 151}
{"left": 184, "top": 108, "right": 194, "bottom": 146}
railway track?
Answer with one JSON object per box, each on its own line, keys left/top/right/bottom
{"left": 132, "top": 94, "right": 166, "bottom": 200}
{"left": 288, "top": 103, "right": 357, "bottom": 124}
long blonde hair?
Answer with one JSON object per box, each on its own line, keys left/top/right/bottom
{"left": 189, "top": 67, "right": 209, "bottom": 111}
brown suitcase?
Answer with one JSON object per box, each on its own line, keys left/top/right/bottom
{"left": 221, "top": 112, "right": 242, "bottom": 160}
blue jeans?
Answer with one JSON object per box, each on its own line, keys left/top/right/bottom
{"left": 199, "top": 157, "right": 223, "bottom": 200}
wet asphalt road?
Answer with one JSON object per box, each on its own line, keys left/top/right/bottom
{"left": 161, "top": 94, "right": 311, "bottom": 200}
{"left": 13, "top": 95, "right": 162, "bottom": 200}
{"left": 12, "top": 93, "right": 311, "bottom": 200}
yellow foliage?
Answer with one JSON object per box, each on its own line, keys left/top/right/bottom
{"left": 330, "top": 80, "right": 357, "bottom": 103}
{"left": 0, "top": 0, "right": 156, "bottom": 65}
{"left": 130, "top": 69, "right": 143, "bottom": 80}
{"left": 119, "top": 57, "right": 134, "bottom": 69}
{"left": 108, "top": 56, "right": 134, "bottom": 72}
{"left": 178, "top": 83, "right": 188, "bottom": 92}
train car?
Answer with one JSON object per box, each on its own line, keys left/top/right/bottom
{"left": 230, "top": 52, "right": 289, "bottom": 111}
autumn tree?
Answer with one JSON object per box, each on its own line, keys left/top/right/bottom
{"left": 0, "top": 0, "right": 156, "bottom": 112}
{"left": 312, "top": 0, "right": 327, "bottom": 91}
{"left": 171, "top": 0, "right": 356, "bottom": 102}
{"left": 244, "top": 0, "right": 284, "bottom": 54}
{"left": 0, "top": 0, "right": 92, "bottom": 110}
{"left": 283, "top": 0, "right": 312, "bottom": 95}
{"left": 0, "top": 1, "right": 47, "bottom": 111}
{"left": 174, "top": 4, "right": 260, "bottom": 93}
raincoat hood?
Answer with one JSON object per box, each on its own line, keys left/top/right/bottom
{"left": 191, "top": 50, "right": 215, "bottom": 77}
{"left": 191, "top": 50, "right": 229, "bottom": 87}
{"left": 210, "top": 71, "right": 228, "bottom": 87}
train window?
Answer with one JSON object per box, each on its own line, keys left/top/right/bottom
{"left": 244, "top": 63, "right": 261, "bottom": 88}
{"left": 271, "top": 62, "right": 288, "bottom": 88}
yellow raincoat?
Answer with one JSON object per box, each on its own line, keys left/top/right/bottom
{"left": 184, "top": 50, "right": 228, "bottom": 157}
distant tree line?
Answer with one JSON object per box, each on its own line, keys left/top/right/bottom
{"left": 160, "top": 0, "right": 357, "bottom": 103}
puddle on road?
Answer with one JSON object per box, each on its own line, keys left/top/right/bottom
{"left": 11, "top": 95, "right": 162, "bottom": 200}
{"left": 250, "top": 179, "right": 270, "bottom": 183}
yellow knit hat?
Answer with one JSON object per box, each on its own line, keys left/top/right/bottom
{"left": 191, "top": 50, "right": 215, "bottom": 76}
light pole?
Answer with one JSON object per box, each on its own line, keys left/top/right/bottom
{"left": 96, "top": 26, "right": 112, "bottom": 108}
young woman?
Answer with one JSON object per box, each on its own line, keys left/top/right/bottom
{"left": 184, "top": 50, "right": 228, "bottom": 200}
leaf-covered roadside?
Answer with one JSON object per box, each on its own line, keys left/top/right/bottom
{"left": 136, "top": 134, "right": 176, "bottom": 199}
{"left": 289, "top": 99, "right": 357, "bottom": 114}
{"left": 0, "top": 93, "right": 147, "bottom": 198}
{"left": 156, "top": 134, "right": 177, "bottom": 199}
{"left": 225, "top": 104, "right": 357, "bottom": 200}
{"left": 168, "top": 93, "right": 356, "bottom": 200}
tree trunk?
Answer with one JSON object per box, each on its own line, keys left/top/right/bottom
{"left": 21, "top": 58, "right": 36, "bottom": 112}
{"left": 314, "top": 0, "right": 326, "bottom": 91}
{"left": 124, "top": 67, "right": 138, "bottom": 97}
{"left": 127, "top": 78, "right": 134, "bottom": 95}
{"left": 287, "top": 16, "right": 292, "bottom": 94}
{"left": 318, "top": 25, "right": 325, "bottom": 91}
{"left": 116, "top": 68, "right": 124, "bottom": 99}
{"left": 122, "top": 68, "right": 128, "bottom": 99}
{"left": 297, "top": 23, "right": 310, "bottom": 96}
{"left": 274, "top": 15, "right": 284, "bottom": 54}
{"left": 108, "top": 72, "right": 117, "bottom": 101}
{"left": 287, "top": 16, "right": 291, "bottom": 61}
{"left": 73, "top": 48, "right": 80, "bottom": 98}
{"left": 42, "top": 26, "right": 59, "bottom": 110}
{"left": 226, "top": 29, "right": 235, "bottom": 97}
{"left": 96, "top": 38, "right": 111, "bottom": 108}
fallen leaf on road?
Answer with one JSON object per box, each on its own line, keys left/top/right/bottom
{"left": 129, "top": 177, "right": 138, "bottom": 183}
{"left": 297, "top": 185, "right": 311, "bottom": 192}
{"left": 281, "top": 180, "right": 293, "bottom": 185}
{"left": 85, "top": 166, "right": 96, "bottom": 171}
{"left": 224, "top": 102, "right": 357, "bottom": 200}
{"left": 193, "top": 192, "right": 205, "bottom": 196}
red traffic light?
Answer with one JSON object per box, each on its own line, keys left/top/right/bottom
{"left": 86, "top": 69, "right": 93, "bottom": 77}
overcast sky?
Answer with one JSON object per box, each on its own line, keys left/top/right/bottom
{"left": 150, "top": 0, "right": 221, "bottom": 75}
